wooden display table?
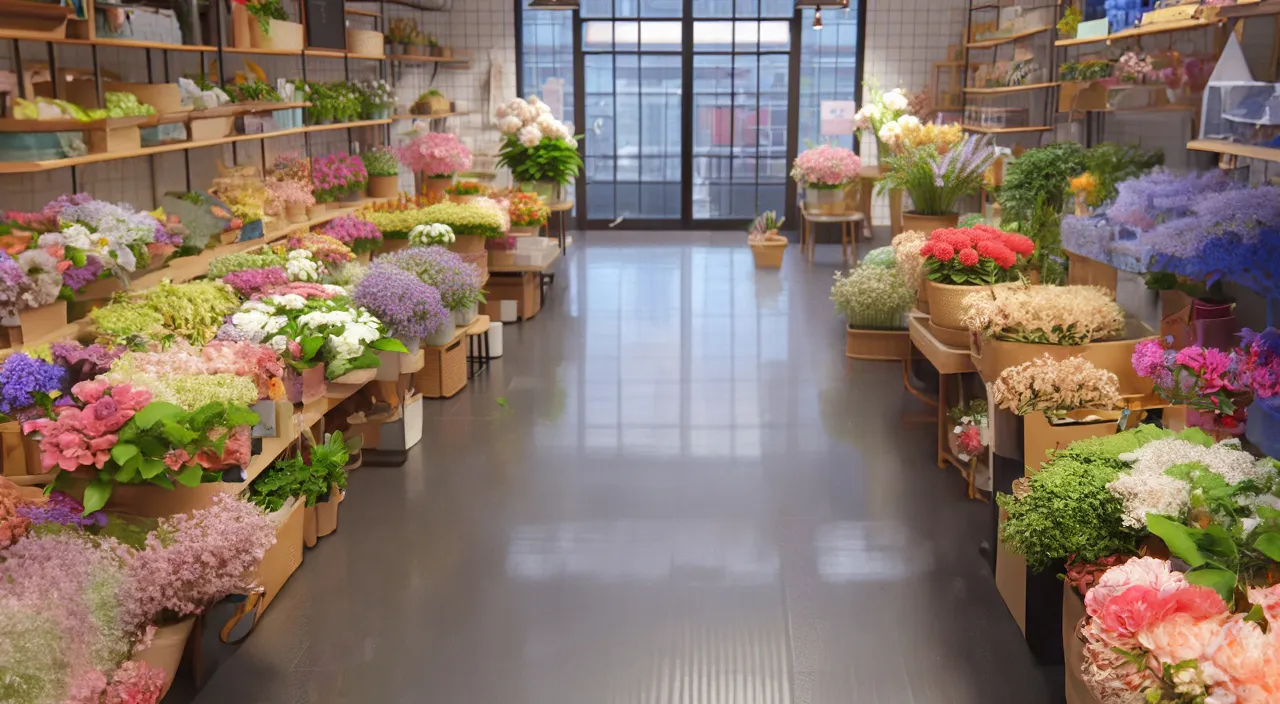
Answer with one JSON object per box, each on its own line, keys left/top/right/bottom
{"left": 906, "top": 312, "right": 986, "bottom": 501}
{"left": 799, "top": 203, "right": 865, "bottom": 265}
{"left": 488, "top": 250, "right": 560, "bottom": 321}
{"left": 548, "top": 200, "right": 573, "bottom": 250}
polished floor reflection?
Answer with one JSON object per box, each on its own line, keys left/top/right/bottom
{"left": 190, "top": 231, "right": 1057, "bottom": 704}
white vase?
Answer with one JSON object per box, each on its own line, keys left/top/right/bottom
{"left": 424, "top": 321, "right": 456, "bottom": 347}
{"left": 453, "top": 302, "right": 479, "bottom": 327}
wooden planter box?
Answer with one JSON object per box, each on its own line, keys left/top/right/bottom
{"left": 845, "top": 326, "right": 911, "bottom": 361}
{"left": 415, "top": 336, "right": 467, "bottom": 398}
{"left": 483, "top": 273, "right": 541, "bottom": 321}
{"left": 250, "top": 18, "right": 304, "bottom": 51}
{"left": 253, "top": 498, "right": 305, "bottom": 613}
{"left": 972, "top": 319, "right": 1157, "bottom": 396}
{"left": 1023, "top": 411, "right": 1119, "bottom": 475}
{"left": 1, "top": 421, "right": 41, "bottom": 476}
{"left": 1066, "top": 251, "right": 1118, "bottom": 297}
{"left": 0, "top": 0, "right": 74, "bottom": 39}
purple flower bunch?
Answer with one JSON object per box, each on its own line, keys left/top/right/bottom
{"left": 39, "top": 192, "right": 93, "bottom": 221}
{"left": 221, "top": 266, "right": 289, "bottom": 298}
{"left": 61, "top": 256, "right": 105, "bottom": 292}
{"left": 322, "top": 215, "right": 383, "bottom": 254}
{"left": 1107, "top": 170, "right": 1235, "bottom": 231}
{"left": 17, "top": 491, "right": 106, "bottom": 528}
{"left": 0, "top": 352, "right": 67, "bottom": 419}
{"left": 0, "top": 251, "right": 27, "bottom": 318}
{"left": 51, "top": 341, "right": 124, "bottom": 382}
{"left": 353, "top": 262, "right": 450, "bottom": 340}
{"left": 312, "top": 153, "right": 368, "bottom": 203}
{"left": 379, "top": 245, "right": 483, "bottom": 311}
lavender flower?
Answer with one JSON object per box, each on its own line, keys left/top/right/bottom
{"left": 0, "top": 251, "right": 28, "bottom": 318}
{"left": 0, "top": 352, "right": 67, "bottom": 417}
{"left": 378, "top": 245, "right": 483, "bottom": 311}
{"left": 353, "top": 262, "right": 450, "bottom": 340}
{"left": 39, "top": 192, "right": 92, "bottom": 221}
{"left": 215, "top": 321, "right": 266, "bottom": 343}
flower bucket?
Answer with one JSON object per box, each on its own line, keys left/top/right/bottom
{"left": 924, "top": 280, "right": 986, "bottom": 332}
{"left": 303, "top": 504, "right": 318, "bottom": 547}
{"left": 750, "top": 240, "right": 787, "bottom": 269}
{"left": 448, "top": 193, "right": 476, "bottom": 205}
{"left": 844, "top": 326, "right": 911, "bottom": 361}
{"left": 375, "top": 344, "right": 425, "bottom": 381}
{"left": 0, "top": 421, "right": 42, "bottom": 476}
{"left": 315, "top": 484, "right": 342, "bottom": 537}
{"left": 7, "top": 299, "right": 68, "bottom": 345}
{"left": 378, "top": 237, "right": 410, "bottom": 254}
{"left": 306, "top": 204, "right": 326, "bottom": 220}
{"left": 250, "top": 19, "right": 304, "bottom": 51}
{"left": 285, "top": 364, "right": 326, "bottom": 405}
{"left": 453, "top": 302, "right": 479, "bottom": 327}
{"left": 285, "top": 203, "right": 308, "bottom": 223}
{"left": 1061, "top": 585, "right": 1100, "bottom": 704}
{"left": 367, "top": 175, "right": 398, "bottom": 199}
{"left": 971, "top": 321, "right": 1158, "bottom": 396}
{"left": 424, "top": 321, "right": 457, "bottom": 347}
{"left": 1191, "top": 299, "right": 1238, "bottom": 351}
{"left": 449, "top": 234, "right": 486, "bottom": 255}
{"left": 230, "top": 3, "right": 252, "bottom": 48}
{"left": 1159, "top": 289, "right": 1193, "bottom": 349}
{"left": 518, "top": 180, "right": 559, "bottom": 202}
{"left": 804, "top": 186, "right": 849, "bottom": 215}
{"left": 340, "top": 187, "right": 366, "bottom": 204}
{"left": 325, "top": 367, "right": 377, "bottom": 397}
{"left": 420, "top": 175, "right": 452, "bottom": 199}
{"left": 131, "top": 617, "right": 195, "bottom": 698}
{"left": 901, "top": 211, "right": 959, "bottom": 234}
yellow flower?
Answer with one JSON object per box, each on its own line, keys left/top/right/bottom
{"left": 1070, "top": 172, "right": 1098, "bottom": 196}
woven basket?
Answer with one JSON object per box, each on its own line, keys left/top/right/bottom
{"left": 458, "top": 250, "right": 488, "bottom": 281}
{"left": 925, "top": 280, "right": 987, "bottom": 331}
{"left": 346, "top": 28, "right": 384, "bottom": 56}
{"left": 901, "top": 211, "right": 959, "bottom": 234}
{"left": 417, "top": 337, "right": 467, "bottom": 398}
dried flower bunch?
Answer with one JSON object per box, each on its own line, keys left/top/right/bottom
{"left": 790, "top": 145, "right": 861, "bottom": 189}
{"left": 289, "top": 232, "right": 355, "bottom": 265}
{"left": 920, "top": 225, "right": 1034, "bottom": 285}
{"left": 991, "top": 354, "right": 1123, "bottom": 417}
{"left": 266, "top": 177, "right": 315, "bottom": 208}
{"left": 830, "top": 259, "right": 913, "bottom": 330}
{"left": 890, "top": 230, "right": 928, "bottom": 295}
{"left": 962, "top": 283, "right": 1125, "bottom": 345}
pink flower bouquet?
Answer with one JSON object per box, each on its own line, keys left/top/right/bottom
{"left": 311, "top": 153, "right": 368, "bottom": 203}
{"left": 1079, "top": 556, "right": 1280, "bottom": 704}
{"left": 322, "top": 215, "right": 382, "bottom": 254}
{"left": 288, "top": 231, "right": 355, "bottom": 264}
{"left": 790, "top": 145, "right": 861, "bottom": 189}
{"left": 395, "top": 132, "right": 472, "bottom": 178}
{"left": 1133, "top": 339, "right": 1250, "bottom": 428}
{"left": 267, "top": 178, "right": 316, "bottom": 209}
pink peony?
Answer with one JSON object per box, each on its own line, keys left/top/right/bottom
{"left": 1200, "top": 617, "right": 1280, "bottom": 703}
{"left": 1140, "top": 611, "right": 1228, "bottom": 665}
{"left": 1085, "top": 556, "right": 1189, "bottom": 618}
{"left": 72, "top": 378, "right": 109, "bottom": 404}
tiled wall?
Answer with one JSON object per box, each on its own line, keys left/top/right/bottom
{"left": 859, "top": 0, "right": 969, "bottom": 227}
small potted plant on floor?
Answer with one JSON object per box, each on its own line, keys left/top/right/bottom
{"left": 496, "top": 96, "right": 582, "bottom": 202}
{"left": 880, "top": 133, "right": 995, "bottom": 233}
{"left": 747, "top": 210, "right": 787, "bottom": 269}
{"left": 791, "top": 144, "right": 861, "bottom": 216}
{"left": 831, "top": 249, "right": 915, "bottom": 360}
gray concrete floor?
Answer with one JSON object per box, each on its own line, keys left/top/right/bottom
{"left": 190, "top": 231, "right": 1057, "bottom": 704}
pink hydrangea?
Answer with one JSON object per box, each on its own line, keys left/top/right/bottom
{"left": 102, "top": 661, "right": 166, "bottom": 704}
{"left": 395, "top": 132, "right": 473, "bottom": 177}
{"left": 789, "top": 144, "right": 861, "bottom": 187}
{"left": 23, "top": 383, "right": 153, "bottom": 472}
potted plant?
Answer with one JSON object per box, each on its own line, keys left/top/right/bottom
{"left": 416, "top": 200, "right": 507, "bottom": 254}
{"left": 1133, "top": 338, "right": 1250, "bottom": 440}
{"left": 245, "top": 0, "right": 302, "bottom": 51}
{"left": 445, "top": 179, "right": 485, "bottom": 204}
{"left": 378, "top": 245, "right": 485, "bottom": 336}
{"left": 387, "top": 17, "right": 415, "bottom": 54}
{"left": 508, "top": 191, "right": 549, "bottom": 235}
{"left": 358, "top": 78, "right": 395, "bottom": 120}
{"left": 409, "top": 222, "right": 455, "bottom": 247}
{"left": 495, "top": 96, "right": 581, "bottom": 201}
{"left": 361, "top": 146, "right": 400, "bottom": 199}
{"left": 790, "top": 144, "right": 861, "bottom": 216}
{"left": 407, "top": 28, "right": 426, "bottom": 56}
{"left": 353, "top": 260, "right": 451, "bottom": 353}
{"left": 831, "top": 255, "right": 913, "bottom": 331}
{"left": 322, "top": 214, "right": 383, "bottom": 261}
{"left": 426, "top": 34, "right": 440, "bottom": 57}
{"left": 746, "top": 210, "right": 787, "bottom": 269}
{"left": 879, "top": 134, "right": 995, "bottom": 233}
{"left": 395, "top": 131, "right": 472, "bottom": 198}
{"left": 266, "top": 178, "right": 315, "bottom": 224}
{"left": 915, "top": 225, "right": 1033, "bottom": 341}
{"left": 311, "top": 152, "right": 367, "bottom": 207}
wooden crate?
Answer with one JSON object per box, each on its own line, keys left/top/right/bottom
{"left": 415, "top": 336, "right": 467, "bottom": 398}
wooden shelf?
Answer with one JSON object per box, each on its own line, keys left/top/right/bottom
{"left": 344, "top": 7, "right": 382, "bottom": 16}
{"left": 222, "top": 46, "right": 303, "bottom": 56}
{"left": 1059, "top": 104, "right": 1197, "bottom": 116}
{"left": 386, "top": 53, "right": 467, "bottom": 63}
{"left": 0, "top": 119, "right": 391, "bottom": 174}
{"left": 1187, "top": 139, "right": 1280, "bottom": 163}
{"left": 963, "top": 82, "right": 1060, "bottom": 95}
{"left": 0, "top": 32, "right": 215, "bottom": 51}
{"left": 304, "top": 48, "right": 386, "bottom": 60}
{"left": 1055, "top": 17, "right": 1217, "bottom": 46}
{"left": 1218, "top": 0, "right": 1280, "bottom": 19}
{"left": 965, "top": 26, "right": 1052, "bottom": 49}
{"left": 391, "top": 112, "right": 471, "bottom": 120}
{"left": 963, "top": 124, "right": 1054, "bottom": 134}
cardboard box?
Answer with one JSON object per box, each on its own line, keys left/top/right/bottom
{"left": 415, "top": 339, "right": 467, "bottom": 398}
{"left": 1023, "top": 412, "right": 1119, "bottom": 475}
{"left": 374, "top": 394, "right": 423, "bottom": 451}
{"left": 995, "top": 507, "right": 1028, "bottom": 634}
{"left": 1, "top": 421, "right": 41, "bottom": 476}
{"left": 254, "top": 499, "right": 305, "bottom": 613}
{"left": 1062, "top": 584, "right": 1098, "bottom": 704}
{"left": 189, "top": 116, "right": 235, "bottom": 142}
{"left": 484, "top": 272, "right": 540, "bottom": 320}
{"left": 87, "top": 125, "right": 141, "bottom": 154}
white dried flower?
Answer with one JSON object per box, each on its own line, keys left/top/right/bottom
{"left": 991, "top": 355, "right": 1122, "bottom": 416}
{"left": 962, "top": 283, "right": 1125, "bottom": 345}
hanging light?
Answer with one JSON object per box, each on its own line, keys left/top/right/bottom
{"left": 813, "top": 8, "right": 823, "bottom": 29}
{"left": 843, "top": 0, "right": 850, "bottom": 14}
{"left": 528, "top": 0, "right": 579, "bottom": 9}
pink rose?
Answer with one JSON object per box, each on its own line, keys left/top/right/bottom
{"left": 1139, "top": 612, "right": 1228, "bottom": 665}
{"left": 163, "top": 449, "right": 191, "bottom": 471}
{"left": 1200, "top": 617, "right": 1280, "bottom": 702}
{"left": 88, "top": 434, "right": 117, "bottom": 452}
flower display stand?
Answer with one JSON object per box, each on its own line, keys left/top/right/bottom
{"left": 131, "top": 617, "right": 196, "bottom": 698}
{"left": 845, "top": 326, "right": 911, "bottom": 361}
{"left": 285, "top": 364, "right": 326, "bottom": 405}
{"left": 253, "top": 498, "right": 305, "bottom": 613}
{"left": 374, "top": 347, "right": 425, "bottom": 382}
{"left": 7, "top": 299, "right": 68, "bottom": 346}
{"left": 250, "top": 19, "right": 304, "bottom": 51}
{"left": 325, "top": 367, "right": 377, "bottom": 398}
{"left": 449, "top": 233, "right": 486, "bottom": 255}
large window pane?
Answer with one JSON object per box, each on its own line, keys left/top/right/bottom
{"left": 521, "top": 6, "right": 575, "bottom": 122}
{"left": 798, "top": 6, "right": 861, "bottom": 151}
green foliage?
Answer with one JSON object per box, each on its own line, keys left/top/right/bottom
{"left": 497, "top": 134, "right": 584, "bottom": 186}
{"left": 225, "top": 80, "right": 281, "bottom": 104}
{"left": 1082, "top": 143, "right": 1163, "bottom": 207}
{"left": 246, "top": 0, "right": 288, "bottom": 34}
{"left": 208, "top": 250, "right": 287, "bottom": 279}
{"left": 361, "top": 147, "right": 399, "bottom": 177}
{"left": 1057, "top": 5, "right": 1081, "bottom": 38}
{"left": 1053, "top": 424, "right": 1174, "bottom": 466}
{"left": 998, "top": 456, "right": 1141, "bottom": 572}
{"left": 247, "top": 431, "right": 353, "bottom": 511}
{"left": 998, "top": 142, "right": 1087, "bottom": 226}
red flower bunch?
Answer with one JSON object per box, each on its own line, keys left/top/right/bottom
{"left": 919, "top": 225, "right": 1034, "bottom": 285}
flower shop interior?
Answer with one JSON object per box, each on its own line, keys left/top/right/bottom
{"left": 4, "top": 0, "right": 1280, "bottom": 701}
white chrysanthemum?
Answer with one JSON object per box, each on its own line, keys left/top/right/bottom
{"left": 61, "top": 224, "right": 96, "bottom": 250}
{"left": 518, "top": 125, "right": 543, "bottom": 148}
{"left": 896, "top": 114, "right": 921, "bottom": 131}
{"left": 498, "top": 115, "right": 523, "bottom": 135}
{"left": 231, "top": 310, "right": 271, "bottom": 332}
{"left": 265, "top": 336, "right": 288, "bottom": 352}
{"left": 877, "top": 121, "right": 902, "bottom": 145}
{"left": 266, "top": 293, "right": 307, "bottom": 310}
{"left": 882, "top": 89, "right": 909, "bottom": 112}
